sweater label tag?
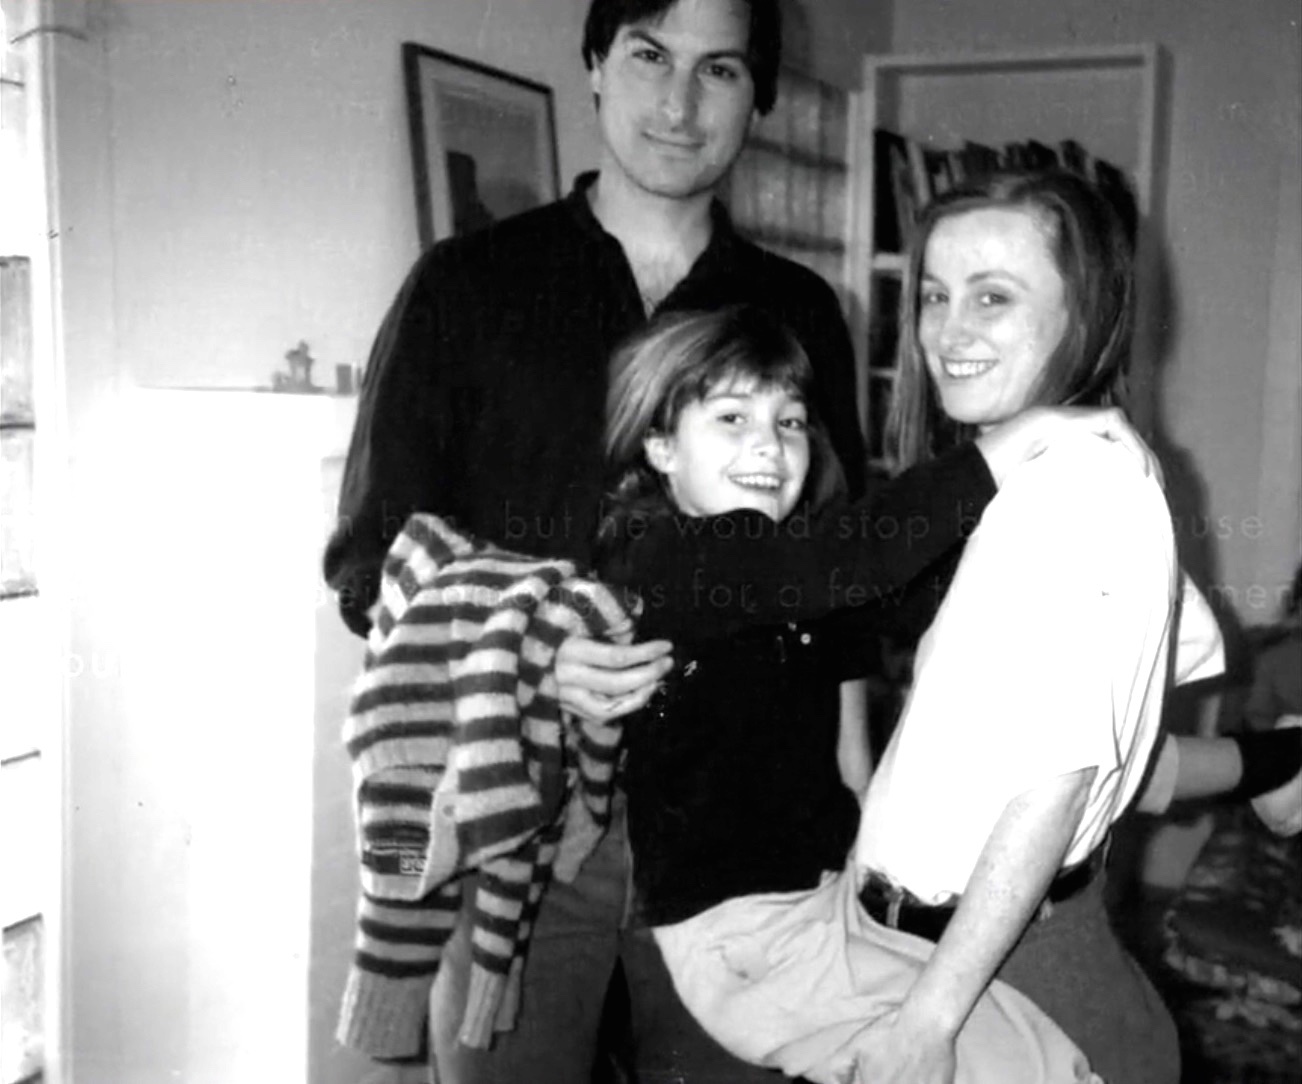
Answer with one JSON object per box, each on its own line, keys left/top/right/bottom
{"left": 365, "top": 844, "right": 427, "bottom": 877}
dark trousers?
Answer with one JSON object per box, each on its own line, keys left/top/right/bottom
{"left": 430, "top": 800, "right": 785, "bottom": 1084}
{"left": 999, "top": 872, "right": 1180, "bottom": 1084}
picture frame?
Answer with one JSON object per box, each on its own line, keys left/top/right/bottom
{"left": 402, "top": 42, "right": 561, "bottom": 249}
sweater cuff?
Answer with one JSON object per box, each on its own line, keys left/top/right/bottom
{"left": 336, "top": 966, "right": 433, "bottom": 1060}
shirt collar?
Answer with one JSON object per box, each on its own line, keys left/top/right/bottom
{"left": 563, "top": 170, "right": 744, "bottom": 264}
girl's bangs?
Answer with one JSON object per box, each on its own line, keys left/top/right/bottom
{"left": 699, "top": 347, "right": 810, "bottom": 399}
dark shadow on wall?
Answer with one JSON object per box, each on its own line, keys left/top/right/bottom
{"left": 1135, "top": 52, "right": 1247, "bottom": 666}
{"left": 778, "top": 0, "right": 894, "bottom": 75}
{"left": 778, "top": 0, "right": 811, "bottom": 71}
{"left": 1107, "top": 49, "right": 1252, "bottom": 918}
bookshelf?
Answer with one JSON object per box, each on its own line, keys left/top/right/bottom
{"left": 723, "top": 67, "right": 853, "bottom": 301}
{"left": 846, "top": 44, "right": 1161, "bottom": 474}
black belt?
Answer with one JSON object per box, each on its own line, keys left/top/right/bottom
{"left": 857, "top": 845, "right": 1107, "bottom": 944}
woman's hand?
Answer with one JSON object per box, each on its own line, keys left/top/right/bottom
{"left": 975, "top": 405, "right": 1160, "bottom": 488}
{"left": 1252, "top": 714, "right": 1302, "bottom": 837}
{"left": 555, "top": 635, "right": 673, "bottom": 722}
{"left": 853, "top": 1010, "right": 957, "bottom": 1084}
{"left": 861, "top": 768, "right": 1095, "bottom": 1084}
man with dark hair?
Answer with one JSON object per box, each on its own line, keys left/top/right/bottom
{"left": 581, "top": 0, "right": 783, "bottom": 115}
{"left": 327, "top": 0, "right": 863, "bottom": 1079}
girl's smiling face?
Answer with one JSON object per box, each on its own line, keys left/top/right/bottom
{"left": 918, "top": 206, "right": 1070, "bottom": 430}
{"left": 643, "top": 376, "right": 810, "bottom": 521}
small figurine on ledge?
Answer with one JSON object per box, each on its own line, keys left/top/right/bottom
{"left": 272, "top": 340, "right": 324, "bottom": 393}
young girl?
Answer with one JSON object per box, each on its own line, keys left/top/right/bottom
{"left": 596, "top": 303, "right": 1138, "bottom": 1083}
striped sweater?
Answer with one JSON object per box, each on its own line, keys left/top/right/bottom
{"left": 336, "top": 514, "right": 635, "bottom": 1057}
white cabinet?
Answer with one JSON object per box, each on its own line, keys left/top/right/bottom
{"left": 66, "top": 388, "right": 372, "bottom": 1083}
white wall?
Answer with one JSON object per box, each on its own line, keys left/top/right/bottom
{"left": 85, "top": 0, "right": 887, "bottom": 395}
{"left": 63, "top": 389, "right": 356, "bottom": 1084}
{"left": 98, "top": 0, "right": 603, "bottom": 392}
{"left": 889, "top": 0, "right": 1302, "bottom": 624}
{"left": 784, "top": 0, "right": 889, "bottom": 89}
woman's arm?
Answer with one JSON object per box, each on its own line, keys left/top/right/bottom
{"left": 836, "top": 679, "right": 873, "bottom": 800}
{"left": 855, "top": 767, "right": 1096, "bottom": 1084}
{"left": 1135, "top": 734, "right": 1232, "bottom": 812}
{"left": 1136, "top": 728, "right": 1302, "bottom": 816}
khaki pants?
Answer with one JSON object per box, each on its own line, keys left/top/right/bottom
{"left": 653, "top": 868, "right": 1099, "bottom": 1084}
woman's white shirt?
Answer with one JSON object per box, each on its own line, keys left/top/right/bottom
{"left": 856, "top": 435, "right": 1223, "bottom": 904}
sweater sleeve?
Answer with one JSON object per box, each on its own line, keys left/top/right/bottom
{"left": 624, "top": 442, "right": 995, "bottom": 641}
{"left": 323, "top": 250, "right": 459, "bottom": 636}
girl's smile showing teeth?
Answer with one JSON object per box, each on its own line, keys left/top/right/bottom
{"left": 731, "top": 473, "right": 782, "bottom": 490}
{"left": 643, "top": 379, "right": 811, "bottom": 522}
{"left": 941, "top": 357, "right": 998, "bottom": 379}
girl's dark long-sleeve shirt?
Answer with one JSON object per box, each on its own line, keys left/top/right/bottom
{"left": 605, "top": 443, "right": 997, "bottom": 925}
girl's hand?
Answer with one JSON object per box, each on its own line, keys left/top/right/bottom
{"left": 975, "top": 405, "right": 1161, "bottom": 488}
{"left": 555, "top": 635, "right": 673, "bottom": 722}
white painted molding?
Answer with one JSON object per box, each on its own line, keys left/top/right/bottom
{"left": 7, "top": 0, "right": 88, "bottom": 44}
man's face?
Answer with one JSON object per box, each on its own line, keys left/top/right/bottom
{"left": 590, "top": 0, "right": 757, "bottom": 202}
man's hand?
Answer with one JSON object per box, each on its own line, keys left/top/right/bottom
{"left": 556, "top": 636, "right": 674, "bottom": 722}
{"left": 852, "top": 1010, "right": 958, "bottom": 1084}
{"left": 975, "top": 405, "right": 1160, "bottom": 488}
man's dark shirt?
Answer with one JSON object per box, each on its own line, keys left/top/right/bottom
{"left": 324, "top": 172, "right": 864, "bottom": 634}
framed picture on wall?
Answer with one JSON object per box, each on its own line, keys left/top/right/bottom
{"left": 402, "top": 42, "right": 560, "bottom": 248}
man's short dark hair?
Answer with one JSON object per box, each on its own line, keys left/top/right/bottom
{"left": 581, "top": 0, "right": 782, "bottom": 115}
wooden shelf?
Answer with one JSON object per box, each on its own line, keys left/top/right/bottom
{"left": 744, "top": 133, "right": 849, "bottom": 174}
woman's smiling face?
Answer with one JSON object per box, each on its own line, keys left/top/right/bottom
{"left": 918, "top": 206, "right": 1070, "bottom": 430}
